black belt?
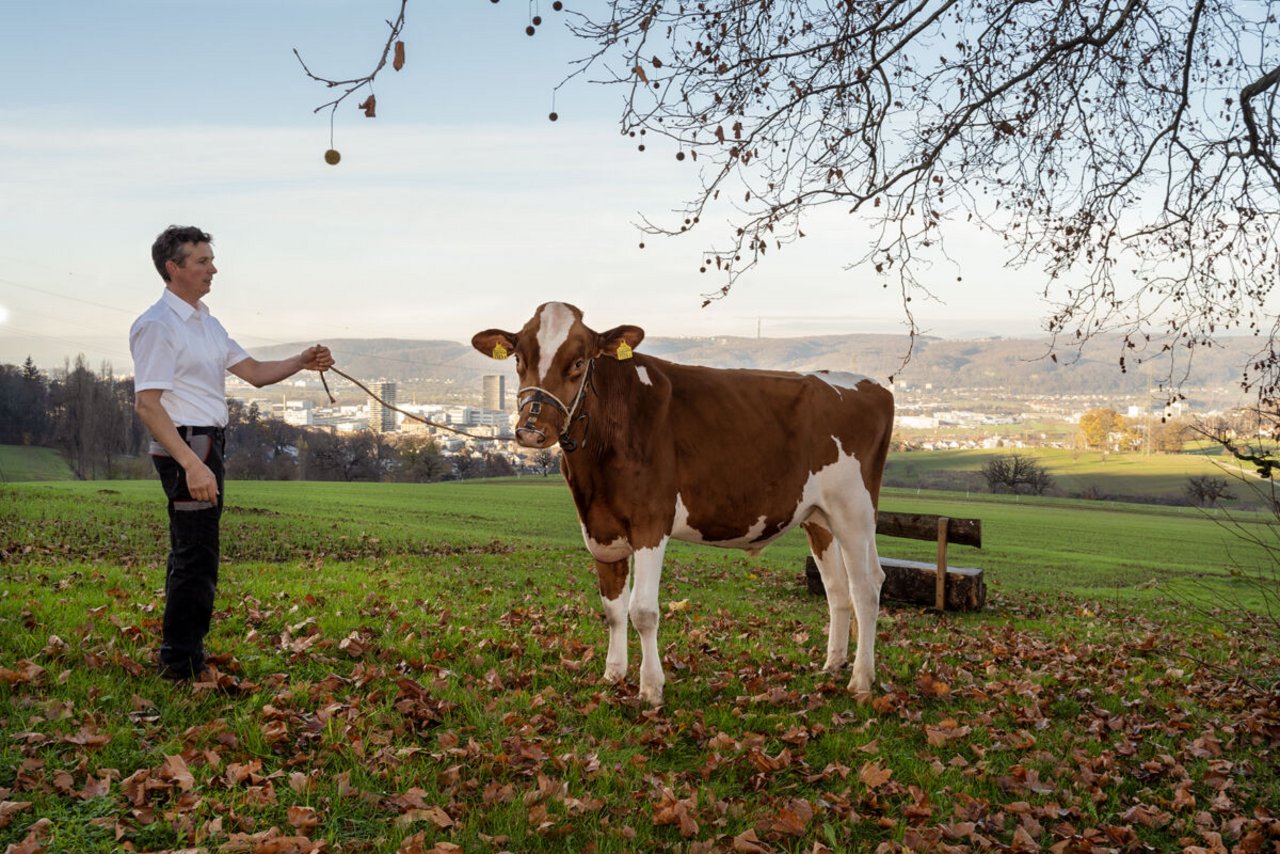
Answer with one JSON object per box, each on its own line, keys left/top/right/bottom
{"left": 177, "top": 425, "right": 225, "bottom": 439}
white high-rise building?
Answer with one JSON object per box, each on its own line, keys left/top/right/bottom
{"left": 369, "top": 381, "right": 397, "bottom": 433}
{"left": 482, "top": 374, "right": 507, "bottom": 411}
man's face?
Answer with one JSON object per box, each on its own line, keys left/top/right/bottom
{"left": 166, "top": 241, "right": 217, "bottom": 304}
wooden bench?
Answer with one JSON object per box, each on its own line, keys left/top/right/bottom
{"left": 804, "top": 511, "right": 985, "bottom": 611}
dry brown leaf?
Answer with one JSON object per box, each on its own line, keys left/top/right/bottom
{"left": 7, "top": 817, "right": 52, "bottom": 854}
{"left": 0, "top": 800, "right": 33, "bottom": 830}
{"left": 1172, "top": 781, "right": 1197, "bottom": 811}
{"left": 916, "top": 672, "right": 951, "bottom": 698}
{"left": 395, "top": 806, "right": 454, "bottom": 830}
{"left": 288, "top": 772, "right": 311, "bottom": 795}
{"left": 397, "top": 831, "right": 428, "bottom": 854}
{"left": 163, "top": 754, "right": 195, "bottom": 791}
{"left": 732, "top": 828, "right": 770, "bottom": 853}
{"left": 287, "top": 805, "right": 320, "bottom": 830}
{"left": 925, "top": 719, "right": 972, "bottom": 747}
{"left": 393, "top": 40, "right": 405, "bottom": 71}
{"left": 858, "top": 760, "right": 893, "bottom": 790}
{"left": 1009, "top": 824, "right": 1040, "bottom": 852}
{"left": 770, "top": 798, "right": 814, "bottom": 836}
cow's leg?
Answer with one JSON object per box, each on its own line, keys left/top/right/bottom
{"left": 803, "top": 515, "right": 852, "bottom": 673}
{"left": 828, "top": 500, "right": 884, "bottom": 702}
{"left": 629, "top": 540, "right": 668, "bottom": 707}
{"left": 596, "top": 558, "right": 630, "bottom": 684}
{"left": 842, "top": 536, "right": 884, "bottom": 700}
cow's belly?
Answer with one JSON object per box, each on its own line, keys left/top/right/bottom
{"left": 668, "top": 438, "right": 871, "bottom": 554}
{"left": 670, "top": 493, "right": 802, "bottom": 553}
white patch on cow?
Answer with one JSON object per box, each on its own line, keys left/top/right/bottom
{"left": 787, "top": 437, "right": 881, "bottom": 696}
{"left": 788, "top": 437, "right": 877, "bottom": 527}
{"left": 806, "top": 370, "right": 877, "bottom": 395}
{"left": 671, "top": 438, "right": 875, "bottom": 554}
{"left": 536, "top": 302, "right": 576, "bottom": 382}
{"left": 661, "top": 438, "right": 881, "bottom": 701}
{"left": 630, "top": 541, "right": 668, "bottom": 705}
{"left": 601, "top": 572, "right": 630, "bottom": 682}
{"left": 581, "top": 522, "right": 632, "bottom": 562}
{"left": 636, "top": 365, "right": 652, "bottom": 386}
{"left": 671, "top": 493, "right": 771, "bottom": 549}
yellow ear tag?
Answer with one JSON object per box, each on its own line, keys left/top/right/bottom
{"left": 492, "top": 344, "right": 509, "bottom": 360}
{"left": 616, "top": 341, "right": 633, "bottom": 361}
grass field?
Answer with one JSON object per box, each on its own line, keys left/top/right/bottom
{"left": 3, "top": 439, "right": 1272, "bottom": 507}
{"left": 887, "top": 446, "right": 1270, "bottom": 506}
{"left": 0, "top": 445, "right": 75, "bottom": 483}
{"left": 1, "top": 478, "right": 1277, "bottom": 852}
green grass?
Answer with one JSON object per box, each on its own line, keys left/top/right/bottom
{"left": 1, "top": 478, "right": 1277, "bottom": 852}
{"left": 888, "top": 446, "right": 1270, "bottom": 505}
{"left": 0, "top": 445, "right": 75, "bottom": 482}
{"left": 4, "top": 477, "right": 1274, "bottom": 608}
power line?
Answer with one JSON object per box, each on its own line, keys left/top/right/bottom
{"left": 0, "top": 276, "right": 137, "bottom": 317}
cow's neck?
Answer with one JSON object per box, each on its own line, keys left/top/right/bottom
{"left": 560, "top": 354, "right": 653, "bottom": 496}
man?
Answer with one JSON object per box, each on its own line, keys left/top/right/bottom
{"left": 130, "top": 225, "right": 334, "bottom": 681}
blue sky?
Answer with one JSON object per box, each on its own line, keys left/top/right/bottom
{"left": 0, "top": 0, "right": 1052, "bottom": 372}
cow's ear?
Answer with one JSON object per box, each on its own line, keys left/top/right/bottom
{"left": 472, "top": 329, "right": 518, "bottom": 361}
{"left": 598, "top": 325, "right": 645, "bottom": 361}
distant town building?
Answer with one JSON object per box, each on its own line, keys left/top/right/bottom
{"left": 483, "top": 374, "right": 507, "bottom": 411}
{"left": 369, "top": 381, "right": 397, "bottom": 433}
{"left": 272, "top": 399, "right": 314, "bottom": 427}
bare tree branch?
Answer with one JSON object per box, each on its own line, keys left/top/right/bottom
{"left": 294, "top": 0, "right": 407, "bottom": 128}
{"left": 540, "top": 0, "right": 1280, "bottom": 405}
{"left": 331, "top": 1, "right": 1280, "bottom": 406}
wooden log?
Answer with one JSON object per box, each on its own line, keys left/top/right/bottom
{"left": 805, "top": 556, "right": 986, "bottom": 611}
{"left": 877, "top": 511, "right": 982, "bottom": 548}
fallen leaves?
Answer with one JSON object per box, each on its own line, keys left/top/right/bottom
{"left": 2, "top": 533, "right": 1278, "bottom": 853}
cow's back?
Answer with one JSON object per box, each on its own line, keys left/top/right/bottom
{"left": 594, "top": 355, "right": 893, "bottom": 548}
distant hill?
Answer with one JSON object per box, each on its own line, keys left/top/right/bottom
{"left": 251, "top": 332, "right": 1264, "bottom": 401}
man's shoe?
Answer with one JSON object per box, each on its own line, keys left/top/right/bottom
{"left": 157, "top": 662, "right": 207, "bottom": 682}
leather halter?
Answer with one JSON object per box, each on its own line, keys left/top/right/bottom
{"left": 516, "top": 358, "right": 594, "bottom": 452}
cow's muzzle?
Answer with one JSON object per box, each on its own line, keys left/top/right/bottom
{"left": 516, "top": 360, "right": 593, "bottom": 452}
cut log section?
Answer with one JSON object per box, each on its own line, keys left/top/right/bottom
{"left": 804, "top": 555, "right": 987, "bottom": 611}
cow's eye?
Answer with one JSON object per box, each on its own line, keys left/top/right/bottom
{"left": 572, "top": 358, "right": 586, "bottom": 373}
{"left": 514, "top": 355, "right": 524, "bottom": 371}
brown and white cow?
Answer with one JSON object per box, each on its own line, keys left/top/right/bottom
{"left": 473, "top": 302, "right": 894, "bottom": 706}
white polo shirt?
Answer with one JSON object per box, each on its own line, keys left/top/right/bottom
{"left": 129, "top": 288, "right": 250, "bottom": 428}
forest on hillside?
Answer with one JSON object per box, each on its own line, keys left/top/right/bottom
{"left": 0, "top": 356, "right": 520, "bottom": 484}
{"left": 243, "top": 332, "right": 1266, "bottom": 402}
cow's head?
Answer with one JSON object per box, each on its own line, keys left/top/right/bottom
{"left": 472, "top": 302, "right": 644, "bottom": 449}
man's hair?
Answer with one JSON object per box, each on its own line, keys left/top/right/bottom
{"left": 152, "top": 225, "right": 213, "bottom": 282}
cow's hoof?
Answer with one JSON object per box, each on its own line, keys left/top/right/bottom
{"left": 822, "top": 657, "right": 847, "bottom": 674}
{"left": 639, "top": 685, "right": 664, "bottom": 707}
{"left": 852, "top": 689, "right": 873, "bottom": 706}
{"left": 602, "top": 668, "right": 626, "bottom": 685}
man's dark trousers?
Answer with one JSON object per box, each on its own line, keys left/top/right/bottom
{"left": 151, "top": 426, "right": 224, "bottom": 678}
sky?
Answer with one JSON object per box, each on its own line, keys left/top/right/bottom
{"left": 0, "top": 0, "right": 1058, "bottom": 374}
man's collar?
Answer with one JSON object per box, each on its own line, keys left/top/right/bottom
{"left": 161, "top": 287, "right": 205, "bottom": 320}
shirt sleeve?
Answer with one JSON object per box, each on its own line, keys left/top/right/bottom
{"left": 129, "top": 318, "right": 176, "bottom": 392}
{"left": 206, "top": 314, "right": 250, "bottom": 370}
{"left": 224, "top": 334, "right": 251, "bottom": 370}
